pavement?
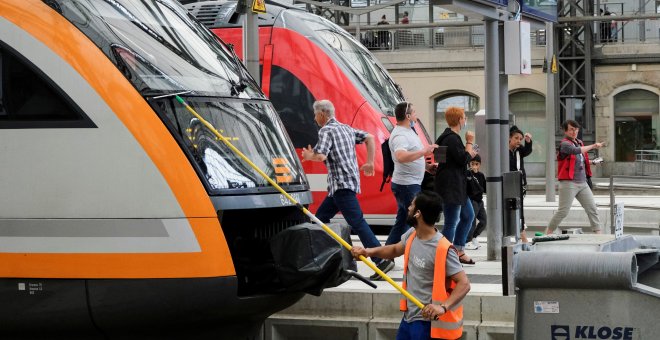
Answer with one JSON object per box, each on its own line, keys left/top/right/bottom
{"left": 332, "top": 188, "right": 660, "bottom": 296}
{"left": 333, "top": 235, "right": 503, "bottom": 295}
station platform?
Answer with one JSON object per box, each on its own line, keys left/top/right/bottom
{"left": 265, "top": 235, "right": 512, "bottom": 340}
{"left": 263, "top": 193, "right": 660, "bottom": 340}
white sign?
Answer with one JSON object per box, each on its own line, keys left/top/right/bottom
{"left": 534, "top": 301, "right": 559, "bottom": 314}
{"left": 614, "top": 203, "right": 624, "bottom": 239}
{"left": 504, "top": 21, "right": 532, "bottom": 75}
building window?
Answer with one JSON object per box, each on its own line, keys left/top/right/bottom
{"left": 434, "top": 93, "right": 479, "bottom": 140}
{"left": 509, "top": 91, "right": 546, "bottom": 163}
{"left": 0, "top": 44, "right": 94, "bottom": 129}
{"left": 613, "top": 89, "right": 659, "bottom": 162}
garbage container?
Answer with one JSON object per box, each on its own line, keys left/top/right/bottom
{"left": 514, "top": 234, "right": 660, "bottom": 339}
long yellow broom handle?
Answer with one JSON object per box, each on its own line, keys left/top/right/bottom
{"left": 175, "top": 96, "right": 425, "bottom": 309}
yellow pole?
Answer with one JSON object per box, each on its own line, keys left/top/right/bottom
{"left": 175, "top": 96, "right": 425, "bottom": 309}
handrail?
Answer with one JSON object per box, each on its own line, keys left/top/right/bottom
{"left": 609, "top": 175, "right": 660, "bottom": 233}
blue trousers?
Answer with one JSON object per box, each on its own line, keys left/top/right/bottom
{"left": 442, "top": 199, "right": 474, "bottom": 248}
{"left": 396, "top": 319, "right": 432, "bottom": 340}
{"left": 315, "top": 189, "right": 382, "bottom": 264}
{"left": 386, "top": 183, "right": 421, "bottom": 245}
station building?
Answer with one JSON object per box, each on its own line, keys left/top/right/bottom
{"left": 359, "top": 1, "right": 660, "bottom": 178}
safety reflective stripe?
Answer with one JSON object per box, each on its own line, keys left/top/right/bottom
{"left": 430, "top": 239, "right": 463, "bottom": 339}
{"left": 431, "top": 318, "right": 464, "bottom": 330}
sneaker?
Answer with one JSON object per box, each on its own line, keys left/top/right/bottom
{"left": 369, "top": 259, "right": 395, "bottom": 281}
{"left": 465, "top": 238, "right": 480, "bottom": 250}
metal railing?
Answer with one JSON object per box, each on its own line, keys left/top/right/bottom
{"left": 608, "top": 175, "right": 660, "bottom": 234}
{"left": 635, "top": 150, "right": 660, "bottom": 176}
{"left": 348, "top": 22, "right": 546, "bottom": 51}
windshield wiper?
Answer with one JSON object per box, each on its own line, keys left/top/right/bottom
{"left": 145, "top": 90, "right": 193, "bottom": 100}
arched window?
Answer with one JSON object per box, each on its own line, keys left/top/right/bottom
{"left": 434, "top": 93, "right": 479, "bottom": 140}
{"left": 613, "top": 89, "right": 659, "bottom": 162}
{"left": 509, "top": 91, "right": 546, "bottom": 164}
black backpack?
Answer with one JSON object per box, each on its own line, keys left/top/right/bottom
{"left": 380, "top": 138, "right": 394, "bottom": 191}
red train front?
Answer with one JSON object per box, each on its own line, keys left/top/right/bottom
{"left": 187, "top": 0, "right": 433, "bottom": 225}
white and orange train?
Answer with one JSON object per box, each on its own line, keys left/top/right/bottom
{"left": 0, "top": 0, "right": 328, "bottom": 338}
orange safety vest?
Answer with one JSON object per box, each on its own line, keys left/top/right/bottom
{"left": 399, "top": 230, "right": 464, "bottom": 339}
{"left": 557, "top": 138, "right": 592, "bottom": 180}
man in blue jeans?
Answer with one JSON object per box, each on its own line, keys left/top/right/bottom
{"left": 302, "top": 100, "right": 392, "bottom": 276}
{"left": 384, "top": 102, "right": 437, "bottom": 280}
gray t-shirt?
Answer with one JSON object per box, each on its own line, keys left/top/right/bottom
{"left": 559, "top": 140, "right": 586, "bottom": 183}
{"left": 389, "top": 126, "right": 425, "bottom": 186}
{"left": 400, "top": 227, "right": 463, "bottom": 322}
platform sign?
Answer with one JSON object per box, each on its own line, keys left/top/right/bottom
{"left": 614, "top": 202, "right": 624, "bottom": 239}
{"left": 251, "top": 0, "right": 266, "bottom": 14}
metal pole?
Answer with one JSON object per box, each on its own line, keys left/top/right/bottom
{"left": 545, "top": 21, "right": 556, "bottom": 202}
{"left": 485, "top": 20, "right": 502, "bottom": 261}
{"left": 610, "top": 175, "right": 615, "bottom": 233}
{"left": 243, "top": 8, "right": 260, "bottom": 85}
{"left": 499, "top": 22, "right": 509, "bottom": 176}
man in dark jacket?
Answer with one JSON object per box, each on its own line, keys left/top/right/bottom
{"left": 509, "top": 125, "right": 532, "bottom": 243}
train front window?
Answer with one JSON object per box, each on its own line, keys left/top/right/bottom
{"left": 44, "top": 0, "right": 262, "bottom": 98}
{"left": 150, "top": 97, "right": 306, "bottom": 194}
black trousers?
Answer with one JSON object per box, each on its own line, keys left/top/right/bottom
{"left": 467, "top": 199, "right": 487, "bottom": 240}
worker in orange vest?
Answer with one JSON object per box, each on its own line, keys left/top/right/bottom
{"left": 351, "top": 191, "right": 471, "bottom": 339}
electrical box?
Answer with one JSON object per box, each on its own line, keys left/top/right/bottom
{"left": 504, "top": 21, "right": 532, "bottom": 75}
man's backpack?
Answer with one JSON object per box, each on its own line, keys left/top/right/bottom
{"left": 380, "top": 138, "right": 394, "bottom": 191}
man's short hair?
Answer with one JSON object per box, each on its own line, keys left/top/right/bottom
{"left": 509, "top": 125, "right": 523, "bottom": 138}
{"left": 313, "top": 100, "right": 335, "bottom": 118}
{"left": 413, "top": 191, "right": 443, "bottom": 225}
{"left": 445, "top": 106, "right": 464, "bottom": 127}
{"left": 561, "top": 119, "right": 581, "bottom": 130}
{"left": 394, "top": 102, "right": 412, "bottom": 122}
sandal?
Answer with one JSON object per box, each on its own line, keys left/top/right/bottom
{"left": 459, "top": 253, "right": 476, "bottom": 265}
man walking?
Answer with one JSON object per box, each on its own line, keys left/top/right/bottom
{"left": 385, "top": 102, "right": 437, "bottom": 262}
{"left": 351, "top": 191, "right": 470, "bottom": 340}
{"left": 545, "top": 120, "right": 604, "bottom": 235}
{"left": 302, "top": 99, "right": 393, "bottom": 275}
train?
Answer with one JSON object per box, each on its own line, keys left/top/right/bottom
{"left": 186, "top": 0, "right": 434, "bottom": 225}
{"left": 0, "top": 0, "right": 346, "bottom": 338}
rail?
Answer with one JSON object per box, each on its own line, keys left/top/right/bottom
{"left": 636, "top": 150, "right": 660, "bottom": 176}
{"left": 343, "top": 22, "right": 546, "bottom": 51}
{"left": 608, "top": 175, "right": 660, "bottom": 234}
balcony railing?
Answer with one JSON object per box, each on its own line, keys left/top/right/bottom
{"left": 346, "top": 22, "right": 546, "bottom": 51}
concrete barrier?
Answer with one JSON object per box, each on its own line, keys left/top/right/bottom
{"left": 264, "top": 290, "right": 514, "bottom": 340}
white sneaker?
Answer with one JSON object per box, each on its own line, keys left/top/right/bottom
{"left": 465, "top": 239, "right": 480, "bottom": 250}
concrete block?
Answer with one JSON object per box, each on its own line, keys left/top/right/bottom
{"left": 279, "top": 291, "right": 373, "bottom": 318}
{"left": 266, "top": 315, "right": 369, "bottom": 340}
{"left": 481, "top": 296, "right": 515, "bottom": 323}
{"left": 478, "top": 296, "right": 515, "bottom": 340}
{"left": 371, "top": 291, "right": 401, "bottom": 319}
{"left": 477, "top": 321, "right": 514, "bottom": 340}
{"left": 367, "top": 318, "right": 399, "bottom": 340}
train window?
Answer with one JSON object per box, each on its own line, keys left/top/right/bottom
{"left": 0, "top": 44, "right": 95, "bottom": 129}
{"left": 269, "top": 65, "right": 319, "bottom": 148}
